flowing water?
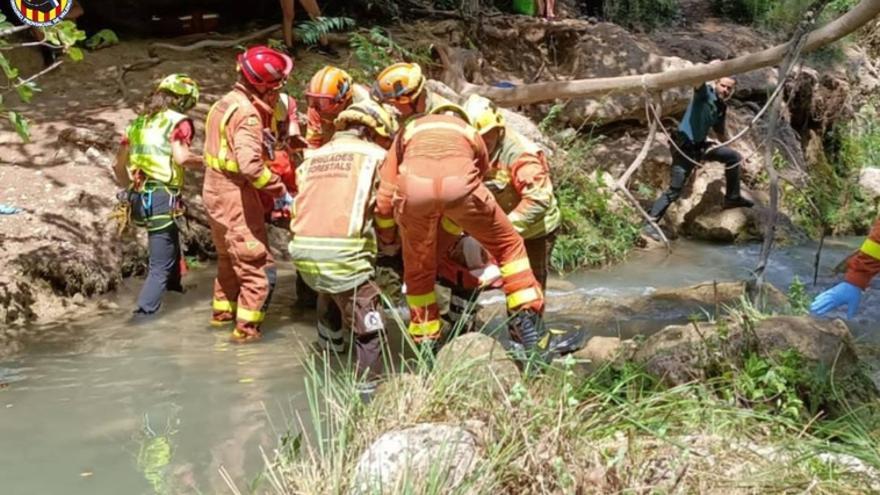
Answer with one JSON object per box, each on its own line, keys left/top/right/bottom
{"left": 1, "top": 239, "right": 877, "bottom": 494}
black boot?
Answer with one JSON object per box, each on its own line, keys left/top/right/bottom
{"left": 508, "top": 309, "right": 549, "bottom": 359}
{"left": 722, "top": 196, "right": 754, "bottom": 209}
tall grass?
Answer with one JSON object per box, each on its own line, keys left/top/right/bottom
{"left": 259, "top": 301, "right": 880, "bottom": 493}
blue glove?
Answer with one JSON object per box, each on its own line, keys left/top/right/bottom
{"left": 274, "top": 193, "right": 293, "bottom": 210}
{"left": 810, "top": 281, "right": 862, "bottom": 319}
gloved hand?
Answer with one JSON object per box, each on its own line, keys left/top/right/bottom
{"left": 274, "top": 192, "right": 293, "bottom": 210}
{"left": 810, "top": 281, "right": 863, "bottom": 319}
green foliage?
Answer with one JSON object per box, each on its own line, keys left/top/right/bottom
{"left": 783, "top": 103, "right": 879, "bottom": 236}
{"left": 712, "top": 0, "right": 857, "bottom": 32}
{"left": 85, "top": 29, "right": 119, "bottom": 50}
{"left": 730, "top": 351, "right": 807, "bottom": 421}
{"left": 348, "top": 27, "right": 432, "bottom": 80}
{"left": 0, "top": 17, "right": 86, "bottom": 141}
{"left": 538, "top": 103, "right": 565, "bottom": 134}
{"left": 294, "top": 16, "right": 355, "bottom": 46}
{"left": 787, "top": 276, "right": 810, "bottom": 315}
{"left": 551, "top": 137, "right": 641, "bottom": 272}
{"left": 602, "top": 0, "right": 680, "bottom": 31}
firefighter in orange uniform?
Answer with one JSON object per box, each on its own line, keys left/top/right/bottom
{"left": 304, "top": 65, "right": 371, "bottom": 149}
{"left": 290, "top": 100, "right": 397, "bottom": 377}
{"left": 202, "top": 46, "right": 294, "bottom": 342}
{"left": 375, "top": 109, "right": 549, "bottom": 356}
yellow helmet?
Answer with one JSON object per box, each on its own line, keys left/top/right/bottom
{"left": 335, "top": 100, "right": 399, "bottom": 138}
{"left": 307, "top": 66, "right": 353, "bottom": 103}
{"left": 462, "top": 94, "right": 505, "bottom": 135}
{"left": 372, "top": 62, "right": 425, "bottom": 103}
{"left": 428, "top": 102, "right": 471, "bottom": 123}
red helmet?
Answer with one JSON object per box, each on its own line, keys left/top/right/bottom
{"left": 237, "top": 46, "right": 293, "bottom": 92}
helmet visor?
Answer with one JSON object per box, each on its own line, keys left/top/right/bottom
{"left": 306, "top": 94, "right": 347, "bottom": 115}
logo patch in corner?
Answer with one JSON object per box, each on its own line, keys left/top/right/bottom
{"left": 11, "top": 0, "right": 72, "bottom": 28}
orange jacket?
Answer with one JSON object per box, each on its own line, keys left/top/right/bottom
{"left": 203, "top": 84, "right": 287, "bottom": 199}
{"left": 375, "top": 114, "right": 489, "bottom": 244}
{"left": 846, "top": 217, "right": 880, "bottom": 289}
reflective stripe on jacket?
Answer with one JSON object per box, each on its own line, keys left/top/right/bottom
{"left": 290, "top": 133, "right": 387, "bottom": 293}
{"left": 203, "top": 87, "right": 276, "bottom": 191}
{"left": 846, "top": 217, "right": 880, "bottom": 289}
{"left": 486, "top": 129, "right": 561, "bottom": 239}
{"left": 126, "top": 109, "right": 188, "bottom": 189}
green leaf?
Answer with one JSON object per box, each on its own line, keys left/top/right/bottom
{"left": 84, "top": 29, "right": 119, "bottom": 50}
{"left": 15, "top": 82, "right": 36, "bottom": 104}
{"left": 0, "top": 53, "right": 19, "bottom": 80}
{"left": 66, "top": 46, "right": 83, "bottom": 62}
{"left": 8, "top": 111, "right": 30, "bottom": 142}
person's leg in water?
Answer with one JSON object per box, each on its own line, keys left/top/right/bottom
{"left": 135, "top": 224, "right": 181, "bottom": 315}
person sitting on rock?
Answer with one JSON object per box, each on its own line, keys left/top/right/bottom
{"left": 811, "top": 217, "right": 879, "bottom": 319}
{"left": 113, "top": 74, "right": 203, "bottom": 317}
{"left": 643, "top": 75, "right": 754, "bottom": 241}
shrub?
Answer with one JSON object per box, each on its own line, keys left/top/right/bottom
{"left": 712, "top": 0, "right": 857, "bottom": 33}
{"left": 783, "top": 103, "right": 880, "bottom": 236}
{"left": 602, "top": 0, "right": 680, "bottom": 31}
{"left": 550, "top": 137, "right": 641, "bottom": 273}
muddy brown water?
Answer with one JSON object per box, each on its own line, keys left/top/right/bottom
{"left": 0, "top": 239, "right": 877, "bottom": 494}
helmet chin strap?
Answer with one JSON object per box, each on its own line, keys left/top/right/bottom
{"left": 234, "top": 82, "right": 276, "bottom": 120}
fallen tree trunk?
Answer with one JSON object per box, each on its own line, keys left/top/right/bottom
{"left": 461, "top": 0, "right": 880, "bottom": 105}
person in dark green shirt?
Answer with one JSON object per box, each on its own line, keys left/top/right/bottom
{"left": 645, "top": 76, "right": 753, "bottom": 240}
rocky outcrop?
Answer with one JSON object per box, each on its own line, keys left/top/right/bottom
{"left": 634, "top": 316, "right": 879, "bottom": 413}
{"left": 859, "top": 167, "right": 880, "bottom": 201}
{"left": 351, "top": 423, "right": 484, "bottom": 495}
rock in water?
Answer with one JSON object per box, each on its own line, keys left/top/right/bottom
{"left": 434, "top": 333, "right": 521, "bottom": 398}
{"left": 859, "top": 167, "right": 880, "bottom": 200}
{"left": 351, "top": 423, "right": 482, "bottom": 495}
{"left": 690, "top": 208, "right": 751, "bottom": 243}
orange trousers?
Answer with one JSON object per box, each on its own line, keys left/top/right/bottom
{"left": 204, "top": 182, "right": 277, "bottom": 335}
{"left": 395, "top": 177, "right": 543, "bottom": 341}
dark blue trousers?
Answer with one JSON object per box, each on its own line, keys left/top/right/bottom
{"left": 135, "top": 224, "right": 183, "bottom": 314}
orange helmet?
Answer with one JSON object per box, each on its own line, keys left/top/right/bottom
{"left": 306, "top": 65, "right": 353, "bottom": 114}
{"left": 372, "top": 62, "right": 425, "bottom": 104}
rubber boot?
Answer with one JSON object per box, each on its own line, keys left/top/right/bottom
{"left": 210, "top": 311, "right": 235, "bottom": 328}
{"left": 508, "top": 309, "right": 550, "bottom": 354}
{"left": 231, "top": 323, "right": 262, "bottom": 343}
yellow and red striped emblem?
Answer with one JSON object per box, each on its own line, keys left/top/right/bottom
{"left": 13, "top": 0, "right": 71, "bottom": 27}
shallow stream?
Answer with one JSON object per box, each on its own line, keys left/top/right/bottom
{"left": 1, "top": 239, "right": 877, "bottom": 494}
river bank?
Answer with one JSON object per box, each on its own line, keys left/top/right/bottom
{"left": 1, "top": 239, "right": 877, "bottom": 494}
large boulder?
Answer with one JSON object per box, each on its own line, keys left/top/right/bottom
{"left": 351, "top": 423, "right": 484, "bottom": 495}
{"left": 434, "top": 333, "right": 522, "bottom": 398}
{"left": 859, "top": 167, "right": 880, "bottom": 201}
{"left": 635, "top": 316, "right": 879, "bottom": 412}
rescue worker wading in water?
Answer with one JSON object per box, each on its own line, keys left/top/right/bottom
{"left": 290, "top": 100, "right": 398, "bottom": 378}
{"left": 374, "top": 107, "right": 549, "bottom": 358}
{"left": 811, "top": 217, "right": 880, "bottom": 319}
{"left": 203, "top": 46, "right": 294, "bottom": 343}
{"left": 113, "top": 74, "right": 203, "bottom": 317}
